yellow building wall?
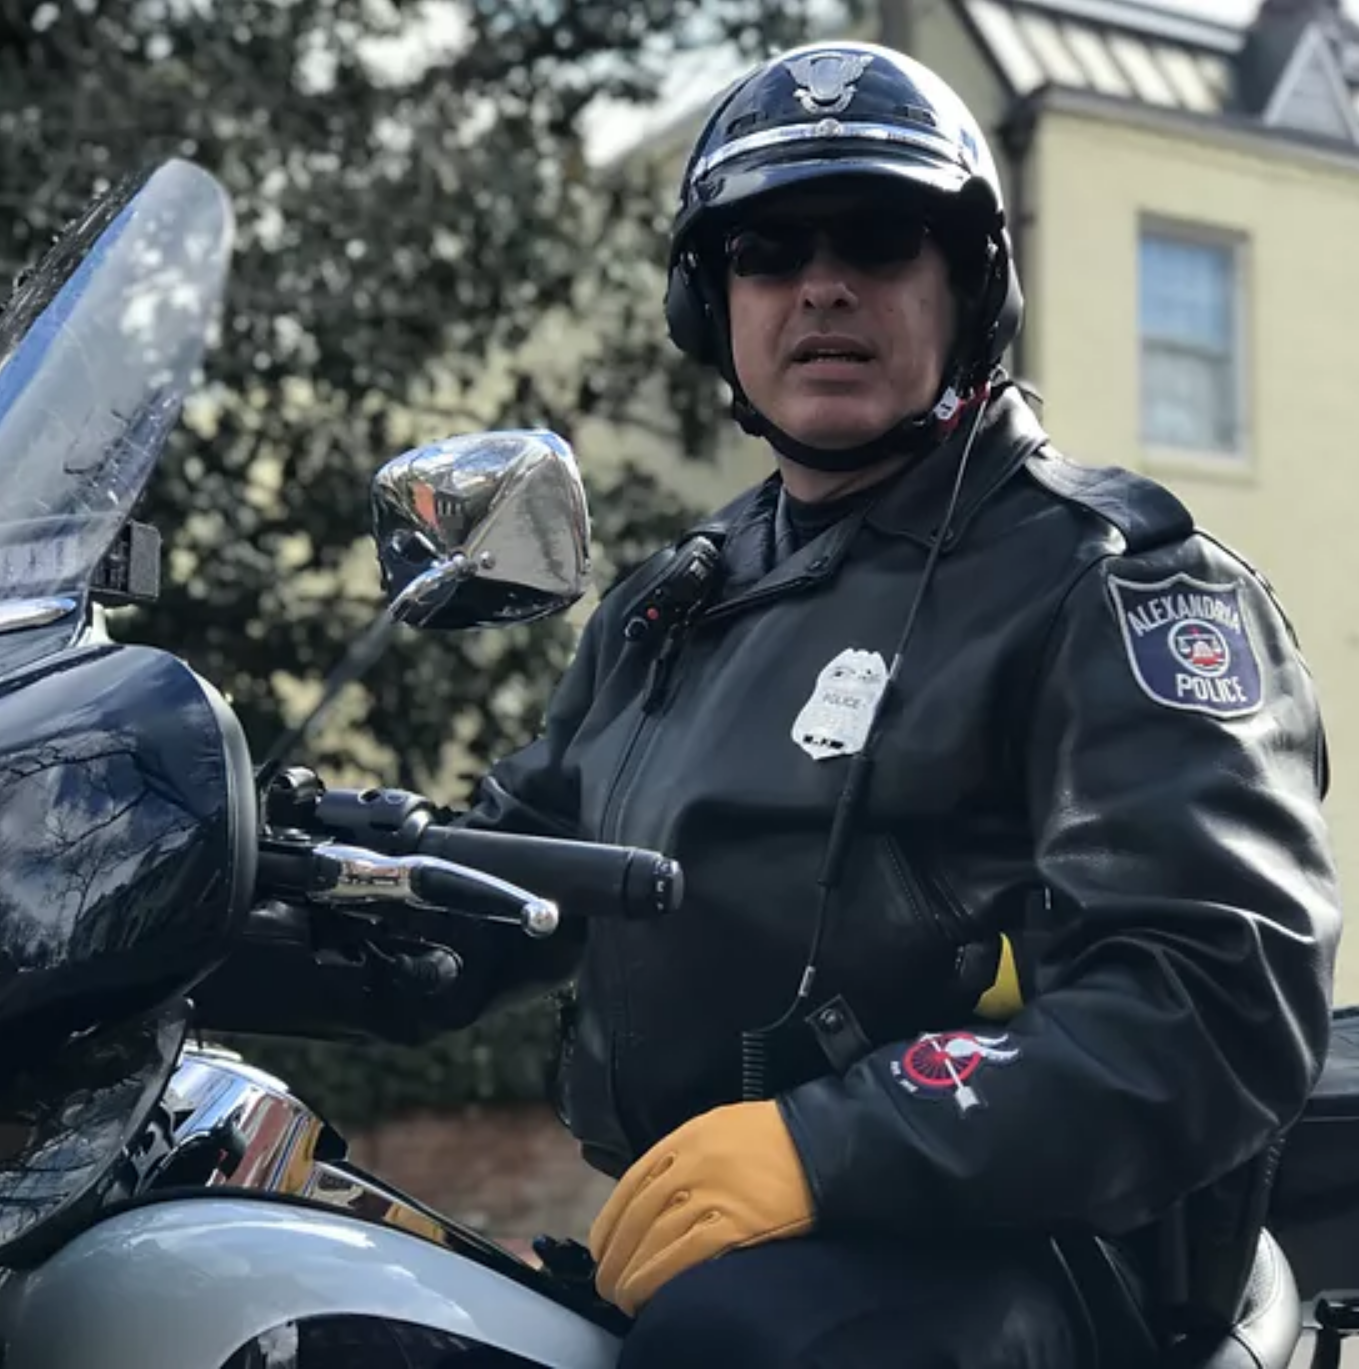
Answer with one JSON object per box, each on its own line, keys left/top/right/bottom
{"left": 1031, "top": 107, "right": 1359, "bottom": 995}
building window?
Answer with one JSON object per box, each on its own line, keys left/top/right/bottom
{"left": 1138, "top": 226, "right": 1243, "bottom": 457}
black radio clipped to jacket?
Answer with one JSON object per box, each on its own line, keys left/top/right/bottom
{"left": 622, "top": 535, "right": 723, "bottom": 643}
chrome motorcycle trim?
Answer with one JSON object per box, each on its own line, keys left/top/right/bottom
{"left": 307, "top": 844, "right": 562, "bottom": 936}
{"left": 160, "top": 1044, "right": 341, "bottom": 1193}
{"left": 161, "top": 1047, "right": 529, "bottom": 1267}
{"left": 388, "top": 549, "right": 474, "bottom": 623}
{"left": 521, "top": 897, "right": 561, "bottom": 938}
{"left": 301, "top": 1157, "right": 493, "bottom": 1254}
{"left": 0, "top": 597, "right": 78, "bottom": 634}
{"left": 312, "top": 843, "right": 417, "bottom": 902}
{"left": 166, "top": 1049, "right": 449, "bottom": 1245}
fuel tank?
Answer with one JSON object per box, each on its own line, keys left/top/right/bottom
{"left": 0, "top": 1195, "right": 622, "bottom": 1369}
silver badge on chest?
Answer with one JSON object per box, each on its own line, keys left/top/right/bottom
{"left": 792, "top": 648, "right": 889, "bottom": 761}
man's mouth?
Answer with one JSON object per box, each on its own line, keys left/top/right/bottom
{"left": 790, "top": 337, "right": 875, "bottom": 365}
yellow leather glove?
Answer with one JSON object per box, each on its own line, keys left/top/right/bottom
{"left": 588, "top": 1099, "right": 815, "bottom": 1316}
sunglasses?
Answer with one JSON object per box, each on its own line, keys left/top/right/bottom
{"left": 724, "top": 214, "right": 930, "bottom": 279}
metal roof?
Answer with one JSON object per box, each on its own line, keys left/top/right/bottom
{"left": 965, "top": 0, "right": 1235, "bottom": 111}
{"left": 962, "top": 0, "right": 1359, "bottom": 133}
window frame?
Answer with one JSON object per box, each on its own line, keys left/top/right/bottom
{"left": 1136, "top": 214, "right": 1251, "bottom": 473}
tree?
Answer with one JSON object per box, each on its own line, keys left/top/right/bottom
{"left": 0, "top": 0, "right": 858, "bottom": 1119}
{"left": 1, "top": 0, "right": 855, "bottom": 784}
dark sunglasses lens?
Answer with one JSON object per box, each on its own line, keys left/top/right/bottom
{"left": 832, "top": 218, "right": 928, "bottom": 270}
{"left": 727, "top": 226, "right": 814, "bottom": 278}
{"left": 727, "top": 215, "right": 929, "bottom": 276}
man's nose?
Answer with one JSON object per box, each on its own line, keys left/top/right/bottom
{"left": 797, "top": 240, "right": 859, "bottom": 310}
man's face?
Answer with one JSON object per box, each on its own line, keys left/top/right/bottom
{"left": 725, "top": 184, "right": 958, "bottom": 451}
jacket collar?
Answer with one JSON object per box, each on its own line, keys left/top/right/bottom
{"left": 678, "top": 385, "right": 1052, "bottom": 618}
{"left": 862, "top": 384, "right": 1050, "bottom": 551}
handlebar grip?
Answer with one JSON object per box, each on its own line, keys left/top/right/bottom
{"left": 413, "top": 826, "right": 684, "bottom": 922}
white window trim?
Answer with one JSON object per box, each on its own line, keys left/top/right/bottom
{"left": 1137, "top": 214, "right": 1252, "bottom": 475}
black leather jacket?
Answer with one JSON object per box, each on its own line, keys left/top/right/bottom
{"left": 457, "top": 386, "right": 1342, "bottom": 1326}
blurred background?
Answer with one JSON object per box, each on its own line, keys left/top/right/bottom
{"left": 0, "top": 0, "right": 1354, "bottom": 1300}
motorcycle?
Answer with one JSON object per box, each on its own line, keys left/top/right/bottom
{"left": 0, "top": 158, "right": 1350, "bottom": 1369}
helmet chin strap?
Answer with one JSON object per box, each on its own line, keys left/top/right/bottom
{"left": 730, "top": 369, "right": 985, "bottom": 475}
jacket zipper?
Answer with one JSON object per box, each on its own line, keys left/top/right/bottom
{"left": 596, "top": 625, "right": 690, "bottom": 1155}
{"left": 599, "top": 625, "right": 687, "bottom": 844}
{"left": 597, "top": 569, "right": 828, "bottom": 1149}
{"left": 601, "top": 554, "right": 828, "bottom": 838}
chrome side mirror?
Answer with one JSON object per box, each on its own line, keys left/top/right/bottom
{"left": 370, "top": 429, "right": 592, "bottom": 630}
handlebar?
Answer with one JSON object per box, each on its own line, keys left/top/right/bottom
{"left": 261, "top": 771, "right": 685, "bottom": 928}
{"left": 256, "top": 841, "right": 561, "bottom": 937}
{"left": 413, "top": 824, "right": 684, "bottom": 925}
{"left": 207, "top": 770, "right": 684, "bottom": 1046}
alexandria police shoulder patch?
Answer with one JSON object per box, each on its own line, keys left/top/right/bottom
{"left": 1108, "top": 573, "right": 1263, "bottom": 719}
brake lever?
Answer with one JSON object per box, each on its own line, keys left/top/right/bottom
{"left": 309, "top": 843, "right": 561, "bottom": 939}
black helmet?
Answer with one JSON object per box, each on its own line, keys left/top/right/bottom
{"left": 665, "top": 40, "right": 1024, "bottom": 471}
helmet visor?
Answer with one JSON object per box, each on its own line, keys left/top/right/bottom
{"left": 676, "top": 147, "right": 989, "bottom": 263}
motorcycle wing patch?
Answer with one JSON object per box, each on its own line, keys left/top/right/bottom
{"left": 1107, "top": 573, "right": 1262, "bottom": 720}
{"left": 888, "top": 1030, "right": 1020, "bottom": 1117}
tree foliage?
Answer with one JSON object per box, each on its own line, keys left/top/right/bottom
{"left": 1, "top": 0, "right": 851, "bottom": 785}
{"left": 0, "top": 0, "right": 857, "bottom": 1116}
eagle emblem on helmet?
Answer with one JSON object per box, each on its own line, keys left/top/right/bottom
{"left": 785, "top": 51, "right": 875, "bottom": 115}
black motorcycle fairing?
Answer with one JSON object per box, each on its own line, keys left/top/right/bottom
{"left": 0, "top": 640, "right": 257, "bottom": 1047}
{"left": 0, "top": 997, "right": 189, "bottom": 1265}
{"left": 0, "top": 620, "right": 94, "bottom": 682}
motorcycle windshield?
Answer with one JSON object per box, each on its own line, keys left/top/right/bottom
{"left": 0, "top": 159, "right": 232, "bottom": 648}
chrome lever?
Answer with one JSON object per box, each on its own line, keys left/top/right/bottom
{"left": 310, "top": 843, "right": 561, "bottom": 938}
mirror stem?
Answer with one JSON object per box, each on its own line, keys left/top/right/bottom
{"left": 389, "top": 551, "right": 478, "bottom": 627}
{"left": 254, "top": 605, "right": 401, "bottom": 798}
{"left": 255, "top": 553, "right": 481, "bottom": 801}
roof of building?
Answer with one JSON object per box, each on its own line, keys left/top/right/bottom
{"left": 961, "top": 0, "right": 1359, "bottom": 145}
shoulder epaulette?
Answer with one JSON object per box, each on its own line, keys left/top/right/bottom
{"left": 1023, "top": 446, "right": 1194, "bottom": 555}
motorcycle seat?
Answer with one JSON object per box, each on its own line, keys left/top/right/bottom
{"left": 1070, "top": 1227, "right": 1300, "bottom": 1369}
{"left": 1188, "top": 1229, "right": 1299, "bottom": 1369}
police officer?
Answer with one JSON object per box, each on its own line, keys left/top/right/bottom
{"left": 455, "top": 40, "right": 1343, "bottom": 1367}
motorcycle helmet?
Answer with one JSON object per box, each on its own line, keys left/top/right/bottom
{"left": 664, "top": 40, "right": 1024, "bottom": 471}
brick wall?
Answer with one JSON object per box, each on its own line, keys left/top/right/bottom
{"left": 348, "top": 1101, "right": 614, "bottom": 1254}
